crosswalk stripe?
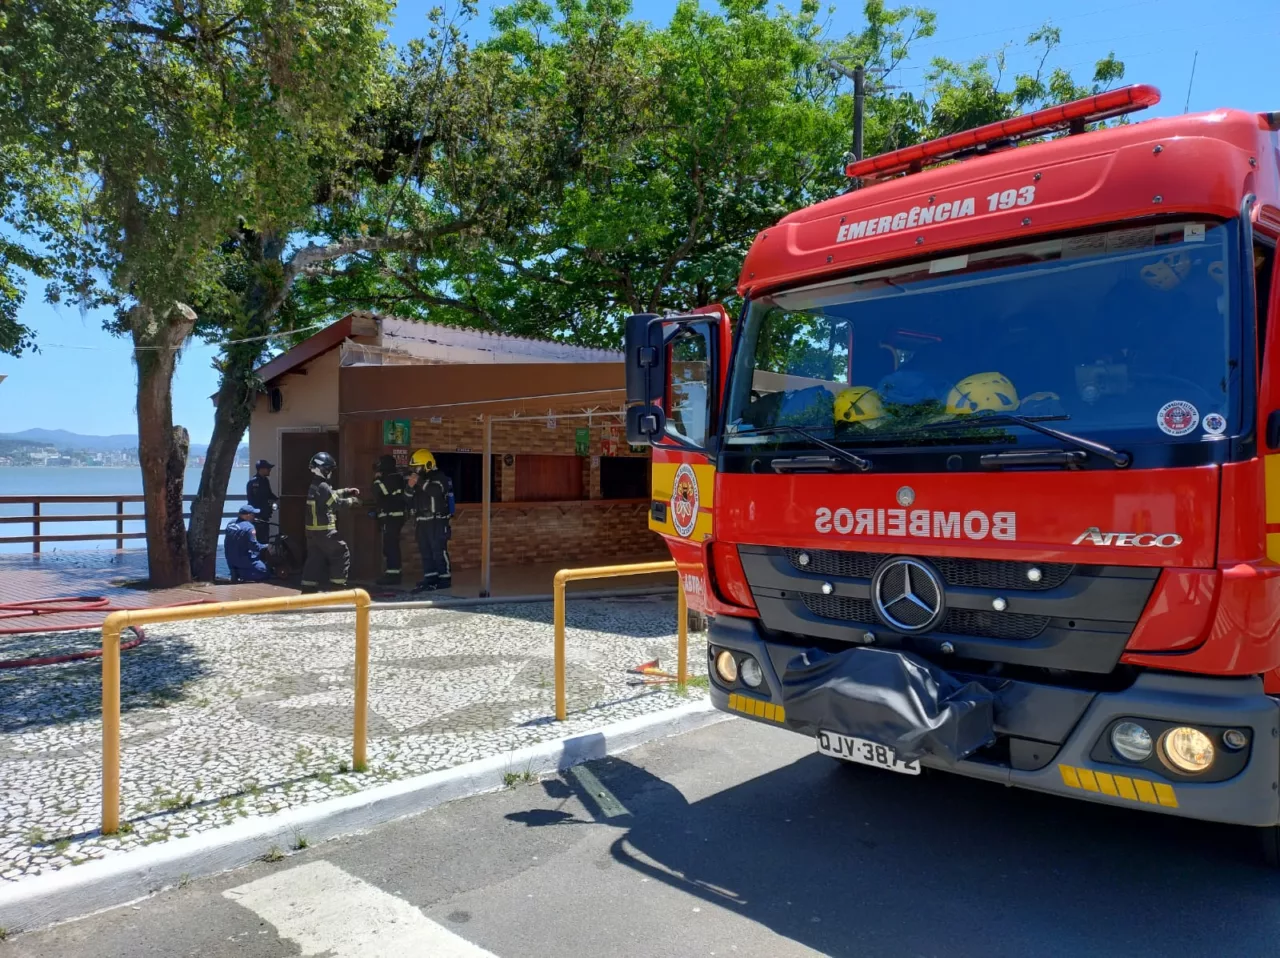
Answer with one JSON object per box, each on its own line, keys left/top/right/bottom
{"left": 223, "top": 860, "right": 499, "bottom": 958}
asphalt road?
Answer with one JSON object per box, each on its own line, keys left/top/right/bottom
{"left": 6, "top": 718, "right": 1280, "bottom": 958}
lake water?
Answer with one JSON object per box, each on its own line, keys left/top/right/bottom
{"left": 0, "top": 465, "right": 251, "bottom": 554}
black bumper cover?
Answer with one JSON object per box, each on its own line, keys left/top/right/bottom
{"left": 780, "top": 646, "right": 996, "bottom": 764}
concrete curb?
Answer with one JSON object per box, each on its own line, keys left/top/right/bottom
{"left": 0, "top": 700, "right": 727, "bottom": 934}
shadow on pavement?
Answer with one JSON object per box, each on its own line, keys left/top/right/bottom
{"left": 0, "top": 631, "right": 207, "bottom": 734}
{"left": 511, "top": 750, "right": 1280, "bottom": 957}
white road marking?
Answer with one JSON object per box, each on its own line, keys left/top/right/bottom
{"left": 223, "top": 860, "right": 499, "bottom": 958}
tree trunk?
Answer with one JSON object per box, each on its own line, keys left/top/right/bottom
{"left": 132, "top": 303, "right": 197, "bottom": 588}
{"left": 187, "top": 233, "right": 285, "bottom": 581}
{"left": 187, "top": 375, "right": 258, "bottom": 581}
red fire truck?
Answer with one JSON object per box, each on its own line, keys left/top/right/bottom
{"left": 624, "top": 85, "right": 1280, "bottom": 861}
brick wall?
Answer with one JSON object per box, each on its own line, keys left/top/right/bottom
{"left": 394, "top": 501, "right": 666, "bottom": 579}
{"left": 376, "top": 414, "right": 659, "bottom": 580}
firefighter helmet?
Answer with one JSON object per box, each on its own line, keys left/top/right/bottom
{"left": 409, "top": 448, "right": 436, "bottom": 470}
{"left": 309, "top": 451, "right": 337, "bottom": 479}
{"left": 1140, "top": 251, "right": 1191, "bottom": 290}
{"left": 833, "top": 386, "right": 884, "bottom": 425}
{"left": 945, "top": 373, "right": 1020, "bottom": 415}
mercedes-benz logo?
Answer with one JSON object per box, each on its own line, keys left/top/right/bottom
{"left": 896, "top": 486, "right": 915, "bottom": 507}
{"left": 871, "top": 557, "right": 945, "bottom": 634}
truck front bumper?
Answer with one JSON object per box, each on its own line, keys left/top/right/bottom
{"left": 709, "top": 616, "right": 1280, "bottom": 827}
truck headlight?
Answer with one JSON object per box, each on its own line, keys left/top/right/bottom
{"left": 714, "top": 650, "right": 738, "bottom": 684}
{"left": 1110, "top": 722, "right": 1153, "bottom": 762}
{"left": 739, "top": 656, "right": 763, "bottom": 688}
{"left": 1160, "top": 727, "right": 1215, "bottom": 774}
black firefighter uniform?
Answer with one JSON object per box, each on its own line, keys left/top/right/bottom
{"left": 302, "top": 480, "right": 360, "bottom": 591}
{"left": 409, "top": 469, "right": 452, "bottom": 589}
{"left": 374, "top": 460, "right": 407, "bottom": 583}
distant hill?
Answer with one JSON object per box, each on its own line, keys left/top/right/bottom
{"left": 0, "top": 429, "right": 247, "bottom": 457}
{"left": 1, "top": 429, "right": 137, "bottom": 451}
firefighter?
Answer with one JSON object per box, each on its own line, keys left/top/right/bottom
{"left": 405, "top": 448, "right": 453, "bottom": 592}
{"left": 223, "top": 504, "right": 270, "bottom": 582}
{"left": 301, "top": 451, "right": 361, "bottom": 593}
{"left": 245, "top": 459, "right": 278, "bottom": 545}
{"left": 373, "top": 454, "right": 407, "bottom": 585}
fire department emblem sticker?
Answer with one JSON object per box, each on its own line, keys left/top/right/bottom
{"left": 671, "top": 464, "right": 700, "bottom": 538}
{"left": 1156, "top": 400, "right": 1199, "bottom": 437}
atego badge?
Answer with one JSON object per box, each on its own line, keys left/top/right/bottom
{"left": 1073, "top": 527, "right": 1182, "bottom": 548}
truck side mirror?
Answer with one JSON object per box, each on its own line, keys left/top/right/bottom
{"left": 624, "top": 313, "right": 667, "bottom": 444}
{"left": 624, "top": 308, "right": 725, "bottom": 448}
{"left": 625, "top": 314, "right": 667, "bottom": 406}
{"left": 626, "top": 404, "right": 665, "bottom": 445}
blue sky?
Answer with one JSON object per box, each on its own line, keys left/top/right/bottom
{"left": 0, "top": 0, "right": 1273, "bottom": 443}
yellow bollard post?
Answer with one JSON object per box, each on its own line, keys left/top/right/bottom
{"left": 352, "top": 591, "right": 371, "bottom": 772}
{"left": 677, "top": 581, "right": 688, "bottom": 688}
{"left": 101, "top": 613, "right": 123, "bottom": 835}
{"left": 554, "top": 571, "right": 568, "bottom": 721}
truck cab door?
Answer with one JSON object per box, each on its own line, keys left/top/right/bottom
{"left": 624, "top": 307, "right": 730, "bottom": 612}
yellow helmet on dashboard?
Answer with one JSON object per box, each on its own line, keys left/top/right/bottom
{"left": 945, "top": 373, "right": 1020, "bottom": 415}
{"left": 834, "top": 386, "right": 884, "bottom": 425}
{"left": 409, "top": 448, "right": 436, "bottom": 469}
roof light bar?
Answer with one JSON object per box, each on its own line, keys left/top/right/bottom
{"left": 846, "top": 84, "right": 1162, "bottom": 180}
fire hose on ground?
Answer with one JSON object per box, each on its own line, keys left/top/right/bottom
{"left": 0, "top": 596, "right": 211, "bottom": 669}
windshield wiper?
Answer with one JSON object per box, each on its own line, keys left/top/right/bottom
{"left": 734, "top": 424, "right": 871, "bottom": 472}
{"left": 912, "top": 414, "right": 1131, "bottom": 468}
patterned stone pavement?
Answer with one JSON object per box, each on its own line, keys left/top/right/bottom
{"left": 0, "top": 596, "right": 707, "bottom": 884}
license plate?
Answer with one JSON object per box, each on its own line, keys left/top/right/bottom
{"left": 816, "top": 731, "right": 921, "bottom": 775}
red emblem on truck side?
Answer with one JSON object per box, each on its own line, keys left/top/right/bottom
{"left": 671, "top": 464, "right": 699, "bottom": 538}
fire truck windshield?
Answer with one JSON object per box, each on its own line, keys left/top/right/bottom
{"left": 725, "top": 219, "right": 1242, "bottom": 460}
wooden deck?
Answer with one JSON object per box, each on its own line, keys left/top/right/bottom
{"left": 0, "top": 551, "right": 293, "bottom": 635}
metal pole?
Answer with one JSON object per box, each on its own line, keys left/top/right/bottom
{"left": 554, "top": 570, "right": 567, "bottom": 721}
{"left": 97, "top": 590, "right": 370, "bottom": 834}
{"left": 480, "top": 416, "right": 492, "bottom": 598}
{"left": 353, "top": 593, "right": 370, "bottom": 771}
{"left": 116, "top": 499, "right": 125, "bottom": 551}
{"left": 853, "top": 64, "right": 865, "bottom": 163}
{"left": 553, "top": 561, "right": 677, "bottom": 720}
{"left": 101, "top": 613, "right": 123, "bottom": 835}
{"left": 32, "top": 500, "right": 40, "bottom": 555}
{"left": 677, "top": 580, "right": 688, "bottom": 688}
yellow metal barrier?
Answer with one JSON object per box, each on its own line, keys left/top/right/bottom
{"left": 100, "top": 589, "right": 371, "bottom": 835}
{"left": 553, "top": 562, "right": 685, "bottom": 721}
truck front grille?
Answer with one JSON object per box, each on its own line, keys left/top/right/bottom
{"left": 801, "top": 593, "right": 1050, "bottom": 640}
{"left": 787, "top": 549, "right": 1072, "bottom": 591}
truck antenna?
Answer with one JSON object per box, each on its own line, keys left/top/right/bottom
{"left": 1183, "top": 51, "right": 1198, "bottom": 114}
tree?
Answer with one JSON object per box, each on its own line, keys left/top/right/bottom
{"left": 287, "top": 0, "right": 939, "bottom": 344}
{"left": 924, "top": 26, "right": 1126, "bottom": 137}
{"left": 185, "top": 1, "right": 644, "bottom": 578}
{"left": 301, "top": 5, "right": 1126, "bottom": 351}
{"left": 1, "top": 0, "right": 391, "bottom": 585}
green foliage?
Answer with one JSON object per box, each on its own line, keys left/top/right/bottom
{"left": 1, "top": 0, "right": 393, "bottom": 322}
{"left": 289, "top": 3, "right": 1123, "bottom": 351}
{"left": 925, "top": 25, "right": 1125, "bottom": 137}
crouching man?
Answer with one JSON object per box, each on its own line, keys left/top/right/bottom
{"left": 224, "top": 504, "right": 271, "bottom": 583}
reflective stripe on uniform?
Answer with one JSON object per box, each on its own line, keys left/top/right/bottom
{"left": 306, "top": 524, "right": 336, "bottom": 531}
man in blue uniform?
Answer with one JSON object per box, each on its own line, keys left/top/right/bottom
{"left": 246, "top": 459, "right": 278, "bottom": 545}
{"left": 224, "top": 504, "right": 270, "bottom": 582}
